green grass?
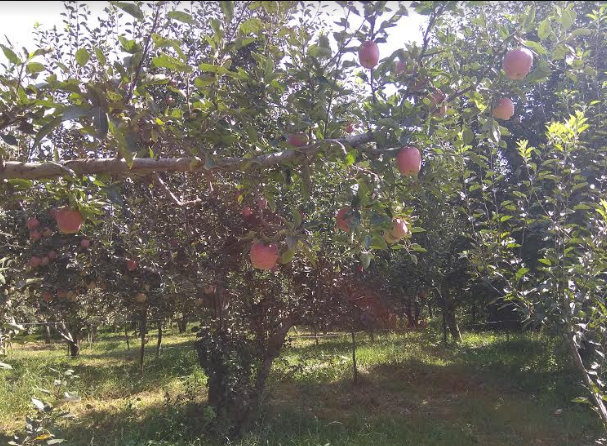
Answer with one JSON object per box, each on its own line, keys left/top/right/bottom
{"left": 0, "top": 326, "right": 602, "bottom": 446}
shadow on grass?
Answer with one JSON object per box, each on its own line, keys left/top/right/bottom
{"left": 2, "top": 332, "right": 602, "bottom": 446}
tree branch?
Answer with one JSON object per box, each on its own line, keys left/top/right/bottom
{"left": 152, "top": 173, "right": 201, "bottom": 207}
{"left": 0, "top": 133, "right": 377, "bottom": 180}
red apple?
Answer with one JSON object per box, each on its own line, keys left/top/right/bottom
{"left": 430, "top": 89, "right": 447, "bottom": 116}
{"left": 41, "top": 227, "right": 53, "bottom": 237}
{"left": 492, "top": 98, "right": 515, "bottom": 121}
{"left": 80, "top": 239, "right": 91, "bottom": 249}
{"left": 390, "top": 218, "right": 409, "bottom": 240}
{"left": 412, "top": 76, "right": 429, "bottom": 92}
{"left": 258, "top": 197, "right": 268, "bottom": 210}
{"left": 29, "top": 256, "right": 42, "bottom": 268}
{"left": 56, "top": 207, "right": 83, "bottom": 234}
{"left": 395, "top": 60, "right": 406, "bottom": 75}
{"left": 126, "top": 259, "right": 138, "bottom": 271}
{"left": 135, "top": 292, "right": 147, "bottom": 303}
{"left": 358, "top": 41, "right": 380, "bottom": 69}
{"left": 40, "top": 256, "right": 50, "bottom": 267}
{"left": 336, "top": 206, "right": 353, "bottom": 232}
{"left": 249, "top": 242, "right": 279, "bottom": 270}
{"left": 396, "top": 146, "right": 422, "bottom": 177}
{"left": 42, "top": 292, "right": 52, "bottom": 303}
{"left": 167, "top": 97, "right": 175, "bottom": 105}
{"left": 47, "top": 250, "right": 58, "bottom": 261}
{"left": 30, "top": 230, "right": 42, "bottom": 241}
{"left": 241, "top": 206, "right": 252, "bottom": 217}
{"left": 345, "top": 122, "right": 355, "bottom": 134}
{"left": 502, "top": 48, "right": 533, "bottom": 80}
{"left": 57, "top": 290, "right": 68, "bottom": 299}
{"left": 287, "top": 133, "right": 308, "bottom": 147}
{"left": 27, "top": 217, "right": 40, "bottom": 230}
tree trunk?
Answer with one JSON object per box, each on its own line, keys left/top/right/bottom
{"left": 567, "top": 332, "right": 607, "bottom": 426}
{"left": 125, "top": 323, "right": 130, "bottom": 351}
{"left": 197, "top": 316, "right": 294, "bottom": 438}
{"left": 140, "top": 311, "right": 147, "bottom": 374}
{"left": 446, "top": 310, "right": 462, "bottom": 342}
{"left": 428, "top": 301, "right": 433, "bottom": 318}
{"left": 44, "top": 323, "right": 51, "bottom": 344}
{"left": 441, "top": 284, "right": 462, "bottom": 342}
{"left": 351, "top": 328, "right": 358, "bottom": 385}
{"left": 178, "top": 315, "right": 187, "bottom": 333}
{"left": 68, "top": 340, "right": 80, "bottom": 357}
{"left": 156, "top": 321, "right": 163, "bottom": 359}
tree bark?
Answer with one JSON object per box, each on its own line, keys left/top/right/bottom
{"left": 68, "top": 340, "right": 80, "bottom": 357}
{"left": 140, "top": 311, "right": 147, "bottom": 374}
{"left": 441, "top": 284, "right": 462, "bottom": 342}
{"left": 44, "top": 323, "right": 51, "bottom": 344}
{"left": 178, "top": 315, "right": 187, "bottom": 333}
{"left": 197, "top": 316, "right": 295, "bottom": 438}
{"left": 567, "top": 332, "right": 607, "bottom": 426}
{"left": 156, "top": 320, "right": 163, "bottom": 359}
{"left": 125, "top": 323, "right": 130, "bottom": 351}
{"left": 0, "top": 134, "right": 376, "bottom": 180}
{"left": 351, "top": 328, "right": 358, "bottom": 385}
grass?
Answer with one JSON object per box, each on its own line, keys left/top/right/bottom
{"left": 0, "top": 325, "right": 602, "bottom": 446}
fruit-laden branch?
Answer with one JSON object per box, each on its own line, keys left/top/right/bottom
{"left": 0, "top": 133, "right": 376, "bottom": 181}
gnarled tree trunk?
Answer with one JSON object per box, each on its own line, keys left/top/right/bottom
{"left": 196, "top": 315, "right": 294, "bottom": 438}
{"left": 440, "top": 284, "right": 462, "bottom": 342}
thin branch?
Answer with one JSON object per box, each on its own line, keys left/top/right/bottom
{"left": 153, "top": 173, "right": 201, "bottom": 207}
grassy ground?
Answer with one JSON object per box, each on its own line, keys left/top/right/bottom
{"left": 0, "top": 325, "right": 602, "bottom": 446}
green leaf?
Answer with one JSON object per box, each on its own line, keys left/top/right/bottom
{"left": 462, "top": 128, "right": 474, "bottom": 144}
{"left": 168, "top": 11, "right": 196, "bottom": 25}
{"left": 538, "top": 19, "right": 551, "bottom": 40}
{"left": 118, "top": 36, "right": 142, "bottom": 54}
{"left": 152, "top": 54, "right": 193, "bottom": 73}
{"left": 91, "top": 106, "right": 109, "bottom": 139}
{"left": 522, "top": 4, "right": 535, "bottom": 31}
{"left": 26, "top": 62, "right": 45, "bottom": 74}
{"left": 111, "top": 2, "right": 144, "bottom": 20}
{"left": 0, "top": 134, "right": 18, "bottom": 146}
{"left": 62, "top": 106, "right": 91, "bottom": 121}
{"left": 0, "top": 44, "right": 20, "bottom": 64}
{"left": 94, "top": 47, "right": 106, "bottom": 65}
{"left": 75, "top": 48, "right": 90, "bottom": 67}
{"left": 220, "top": 1, "right": 234, "bottom": 22}
{"left": 239, "top": 18, "right": 263, "bottom": 34}
{"left": 409, "top": 243, "right": 427, "bottom": 252}
{"left": 279, "top": 248, "right": 296, "bottom": 264}
{"left": 360, "top": 252, "right": 371, "bottom": 269}
{"left": 561, "top": 9, "right": 576, "bottom": 31}
{"left": 515, "top": 267, "right": 530, "bottom": 280}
